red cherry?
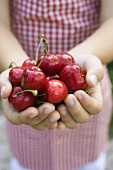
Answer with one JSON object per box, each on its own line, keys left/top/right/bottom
{"left": 8, "top": 86, "right": 36, "bottom": 112}
{"left": 46, "top": 74, "right": 59, "bottom": 81}
{"left": 9, "top": 66, "right": 25, "bottom": 85}
{"left": 56, "top": 52, "right": 75, "bottom": 71}
{"left": 22, "top": 58, "right": 36, "bottom": 68}
{"left": 46, "top": 79, "right": 68, "bottom": 104}
{"left": 59, "top": 64, "right": 87, "bottom": 91}
{"left": 37, "top": 53, "right": 61, "bottom": 74}
{"left": 21, "top": 66, "right": 46, "bottom": 91}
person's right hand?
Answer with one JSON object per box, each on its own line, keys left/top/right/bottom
{"left": 0, "top": 69, "right": 60, "bottom": 130}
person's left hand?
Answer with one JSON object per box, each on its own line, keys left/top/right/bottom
{"left": 56, "top": 53, "right": 104, "bottom": 130}
{"left": 57, "top": 83, "right": 103, "bottom": 129}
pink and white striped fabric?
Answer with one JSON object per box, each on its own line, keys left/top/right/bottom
{"left": 7, "top": 0, "right": 113, "bottom": 170}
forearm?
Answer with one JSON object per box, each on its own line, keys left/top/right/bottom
{"left": 0, "top": 23, "right": 28, "bottom": 72}
{"left": 69, "top": 18, "right": 113, "bottom": 64}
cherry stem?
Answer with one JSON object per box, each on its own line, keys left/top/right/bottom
{"left": 16, "top": 89, "right": 38, "bottom": 96}
{"left": 37, "top": 101, "right": 45, "bottom": 104}
{"left": 36, "top": 100, "right": 45, "bottom": 106}
{"left": 35, "top": 37, "right": 43, "bottom": 62}
{"left": 38, "top": 93, "right": 46, "bottom": 97}
{"left": 8, "top": 62, "right": 17, "bottom": 68}
{"left": 68, "top": 90, "right": 73, "bottom": 94}
{"left": 35, "top": 34, "right": 49, "bottom": 62}
{"left": 85, "top": 87, "right": 91, "bottom": 94}
{"left": 37, "top": 53, "right": 46, "bottom": 69}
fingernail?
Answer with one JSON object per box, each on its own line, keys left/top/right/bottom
{"left": 60, "top": 109, "right": 67, "bottom": 116}
{"left": 49, "top": 117, "right": 57, "bottom": 122}
{"left": 66, "top": 98, "right": 75, "bottom": 106}
{"left": 44, "top": 108, "right": 53, "bottom": 114}
{"left": 76, "top": 93, "right": 82, "bottom": 100}
{"left": 1, "top": 86, "right": 6, "bottom": 97}
{"left": 90, "top": 74, "right": 98, "bottom": 86}
{"left": 29, "top": 113, "right": 38, "bottom": 118}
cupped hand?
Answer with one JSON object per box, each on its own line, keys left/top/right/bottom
{"left": 57, "top": 83, "right": 103, "bottom": 130}
{"left": 68, "top": 52, "right": 104, "bottom": 87}
{"left": 2, "top": 99, "right": 60, "bottom": 130}
{"left": 56, "top": 52, "right": 104, "bottom": 130}
{"left": 0, "top": 69, "right": 60, "bottom": 130}
{"left": 0, "top": 69, "right": 12, "bottom": 98}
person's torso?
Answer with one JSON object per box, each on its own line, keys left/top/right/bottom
{"left": 9, "top": 0, "right": 101, "bottom": 57}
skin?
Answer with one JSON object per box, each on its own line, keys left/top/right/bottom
{"left": 0, "top": 0, "right": 113, "bottom": 130}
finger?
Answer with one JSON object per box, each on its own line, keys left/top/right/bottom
{"left": 2, "top": 98, "right": 38, "bottom": 125}
{"left": 29, "top": 102, "right": 55, "bottom": 126}
{"left": 50, "top": 121, "right": 58, "bottom": 129}
{"left": 0, "top": 69, "right": 12, "bottom": 98}
{"left": 64, "top": 94, "right": 91, "bottom": 123}
{"left": 32, "top": 111, "right": 60, "bottom": 130}
{"left": 74, "top": 83, "right": 103, "bottom": 115}
{"left": 84, "top": 55, "right": 104, "bottom": 87}
{"left": 57, "top": 120, "right": 66, "bottom": 130}
{"left": 57, "top": 104, "right": 79, "bottom": 129}
{"left": 69, "top": 53, "right": 104, "bottom": 87}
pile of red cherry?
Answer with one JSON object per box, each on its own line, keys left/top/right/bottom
{"left": 8, "top": 35, "right": 87, "bottom": 112}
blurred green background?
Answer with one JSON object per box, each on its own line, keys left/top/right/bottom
{"left": 107, "top": 61, "right": 113, "bottom": 138}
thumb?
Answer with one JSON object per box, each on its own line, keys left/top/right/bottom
{"left": 85, "top": 57, "right": 104, "bottom": 87}
{"left": 0, "top": 69, "right": 12, "bottom": 98}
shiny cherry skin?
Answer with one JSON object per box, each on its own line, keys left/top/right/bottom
{"left": 9, "top": 66, "right": 26, "bottom": 86}
{"left": 37, "top": 53, "right": 61, "bottom": 75}
{"left": 59, "top": 64, "right": 87, "bottom": 91}
{"left": 46, "top": 79, "right": 68, "bottom": 104}
{"left": 56, "top": 52, "right": 75, "bottom": 71}
{"left": 8, "top": 86, "right": 36, "bottom": 112}
{"left": 46, "top": 74, "right": 59, "bottom": 81}
{"left": 22, "top": 58, "right": 36, "bottom": 68}
{"left": 21, "top": 66, "right": 46, "bottom": 91}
